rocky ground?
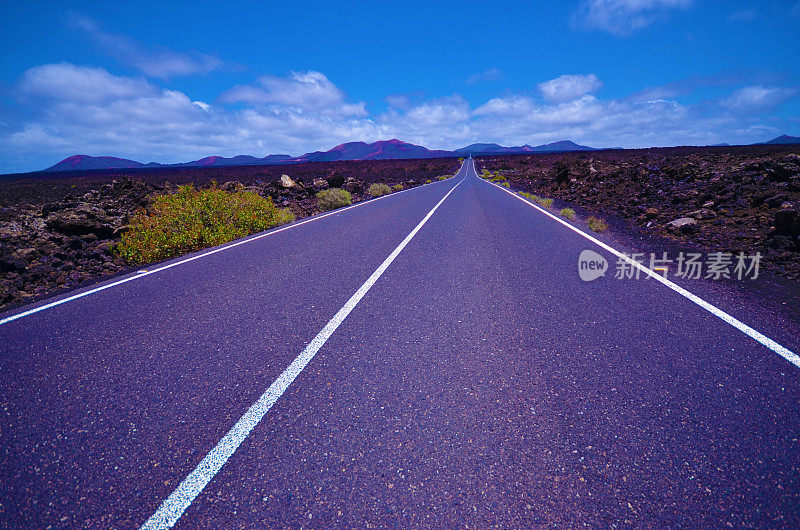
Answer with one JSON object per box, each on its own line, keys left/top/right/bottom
{"left": 476, "top": 145, "right": 800, "bottom": 281}
{"left": 3, "top": 146, "right": 799, "bottom": 312}
{"left": 0, "top": 158, "right": 458, "bottom": 310}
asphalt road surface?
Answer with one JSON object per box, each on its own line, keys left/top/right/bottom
{"left": 2, "top": 159, "right": 799, "bottom": 528}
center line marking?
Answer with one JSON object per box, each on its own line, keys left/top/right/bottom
{"left": 139, "top": 165, "right": 467, "bottom": 529}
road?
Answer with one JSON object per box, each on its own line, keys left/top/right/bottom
{"left": 1, "top": 159, "right": 799, "bottom": 528}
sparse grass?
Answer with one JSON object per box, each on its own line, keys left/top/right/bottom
{"left": 587, "top": 216, "right": 609, "bottom": 232}
{"left": 392, "top": 184, "right": 404, "bottom": 191}
{"left": 316, "top": 188, "right": 352, "bottom": 211}
{"left": 519, "top": 192, "right": 553, "bottom": 209}
{"left": 499, "top": 181, "right": 510, "bottom": 188}
{"left": 487, "top": 171, "right": 508, "bottom": 183}
{"left": 559, "top": 208, "right": 576, "bottom": 220}
{"left": 438, "top": 175, "right": 449, "bottom": 181}
{"left": 368, "top": 183, "right": 392, "bottom": 197}
{"left": 117, "top": 184, "right": 294, "bottom": 264}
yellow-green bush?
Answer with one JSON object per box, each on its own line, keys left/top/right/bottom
{"left": 519, "top": 192, "right": 553, "bottom": 209}
{"left": 587, "top": 216, "right": 609, "bottom": 232}
{"left": 368, "top": 183, "right": 392, "bottom": 197}
{"left": 117, "top": 185, "right": 294, "bottom": 264}
{"left": 392, "top": 184, "right": 404, "bottom": 191}
{"left": 317, "top": 187, "right": 352, "bottom": 211}
{"left": 559, "top": 208, "right": 576, "bottom": 220}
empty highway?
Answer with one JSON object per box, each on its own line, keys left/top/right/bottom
{"left": 1, "top": 159, "right": 799, "bottom": 528}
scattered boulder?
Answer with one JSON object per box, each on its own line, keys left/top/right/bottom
{"left": 644, "top": 207, "right": 659, "bottom": 220}
{"left": 220, "top": 181, "right": 243, "bottom": 192}
{"left": 687, "top": 208, "right": 716, "bottom": 220}
{"left": 554, "top": 162, "right": 569, "bottom": 187}
{"left": 279, "top": 174, "right": 296, "bottom": 188}
{"left": 343, "top": 177, "right": 363, "bottom": 193}
{"left": 46, "top": 204, "right": 116, "bottom": 239}
{"left": 666, "top": 217, "right": 698, "bottom": 233}
{"left": 774, "top": 209, "right": 800, "bottom": 236}
{"left": 766, "top": 194, "right": 787, "bottom": 208}
{"left": 327, "top": 172, "right": 345, "bottom": 188}
{"left": 312, "top": 178, "right": 329, "bottom": 189}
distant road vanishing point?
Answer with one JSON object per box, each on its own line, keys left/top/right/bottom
{"left": 1, "top": 160, "right": 799, "bottom": 528}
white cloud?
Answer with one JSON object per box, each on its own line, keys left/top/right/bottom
{"left": 2, "top": 63, "right": 800, "bottom": 173}
{"left": 576, "top": 0, "right": 694, "bottom": 35}
{"left": 720, "top": 85, "right": 798, "bottom": 113}
{"left": 67, "top": 14, "right": 228, "bottom": 79}
{"left": 6, "top": 64, "right": 377, "bottom": 166}
{"left": 221, "top": 71, "right": 367, "bottom": 117}
{"left": 538, "top": 74, "right": 603, "bottom": 103}
{"left": 466, "top": 68, "right": 503, "bottom": 85}
{"left": 385, "top": 94, "right": 412, "bottom": 110}
{"left": 19, "top": 63, "right": 157, "bottom": 103}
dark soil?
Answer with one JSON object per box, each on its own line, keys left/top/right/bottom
{"left": 474, "top": 144, "right": 800, "bottom": 281}
{"left": 0, "top": 158, "right": 460, "bottom": 310}
{"left": 2, "top": 145, "right": 799, "bottom": 313}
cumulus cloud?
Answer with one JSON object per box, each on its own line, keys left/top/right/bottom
{"left": 720, "top": 85, "right": 798, "bottom": 113}
{"left": 19, "top": 63, "right": 156, "bottom": 103}
{"left": 5, "top": 64, "right": 377, "bottom": 167}
{"left": 576, "top": 0, "right": 694, "bottom": 35}
{"left": 221, "top": 71, "right": 367, "bottom": 117}
{"left": 67, "top": 13, "right": 228, "bottom": 79}
{"left": 538, "top": 74, "right": 603, "bottom": 103}
{"left": 2, "top": 63, "right": 799, "bottom": 173}
{"left": 466, "top": 68, "right": 503, "bottom": 85}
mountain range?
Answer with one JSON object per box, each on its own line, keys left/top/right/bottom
{"left": 41, "top": 135, "right": 799, "bottom": 172}
{"left": 41, "top": 139, "right": 599, "bottom": 172}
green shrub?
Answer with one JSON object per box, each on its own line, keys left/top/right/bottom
{"left": 368, "top": 183, "right": 393, "bottom": 197}
{"left": 117, "top": 185, "right": 294, "bottom": 264}
{"left": 519, "top": 192, "right": 552, "bottom": 209}
{"left": 392, "top": 184, "right": 404, "bottom": 191}
{"left": 438, "top": 175, "right": 449, "bottom": 181}
{"left": 316, "top": 188, "right": 352, "bottom": 211}
{"left": 559, "top": 208, "right": 576, "bottom": 220}
{"left": 425, "top": 179, "right": 432, "bottom": 184}
{"left": 499, "top": 181, "right": 510, "bottom": 188}
{"left": 587, "top": 216, "right": 609, "bottom": 232}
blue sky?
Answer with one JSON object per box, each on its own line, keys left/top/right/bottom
{"left": 1, "top": 0, "right": 799, "bottom": 173}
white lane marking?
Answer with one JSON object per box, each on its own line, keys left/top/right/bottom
{"left": 0, "top": 172, "right": 461, "bottom": 326}
{"left": 477, "top": 170, "right": 800, "bottom": 369}
{"left": 139, "top": 173, "right": 466, "bottom": 530}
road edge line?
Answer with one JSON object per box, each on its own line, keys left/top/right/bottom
{"left": 480, "top": 176, "right": 799, "bottom": 369}
{"left": 0, "top": 170, "right": 461, "bottom": 326}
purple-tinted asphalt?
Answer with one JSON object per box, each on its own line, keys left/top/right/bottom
{"left": 1, "top": 160, "right": 799, "bottom": 528}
